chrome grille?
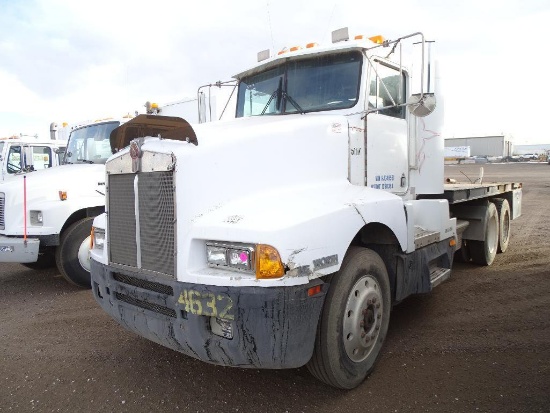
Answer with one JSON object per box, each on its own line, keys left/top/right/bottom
{"left": 138, "top": 172, "right": 175, "bottom": 275}
{"left": 108, "top": 174, "right": 137, "bottom": 267}
{"left": 0, "top": 192, "right": 5, "bottom": 230}
{"left": 108, "top": 172, "right": 175, "bottom": 277}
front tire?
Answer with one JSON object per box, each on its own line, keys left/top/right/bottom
{"left": 307, "top": 247, "right": 391, "bottom": 389}
{"left": 55, "top": 217, "right": 94, "bottom": 288}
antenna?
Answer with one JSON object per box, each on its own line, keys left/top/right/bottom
{"left": 266, "top": 0, "right": 275, "bottom": 51}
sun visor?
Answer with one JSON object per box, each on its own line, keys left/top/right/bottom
{"left": 110, "top": 114, "right": 198, "bottom": 153}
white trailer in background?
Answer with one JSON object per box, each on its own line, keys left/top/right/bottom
{"left": 89, "top": 28, "right": 522, "bottom": 389}
{"left": 145, "top": 80, "right": 237, "bottom": 123}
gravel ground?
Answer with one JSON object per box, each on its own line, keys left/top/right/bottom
{"left": 0, "top": 162, "right": 549, "bottom": 413}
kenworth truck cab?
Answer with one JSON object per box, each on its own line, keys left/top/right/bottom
{"left": 89, "top": 28, "right": 522, "bottom": 389}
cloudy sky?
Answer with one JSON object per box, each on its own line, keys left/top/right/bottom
{"left": 1, "top": 0, "right": 548, "bottom": 144}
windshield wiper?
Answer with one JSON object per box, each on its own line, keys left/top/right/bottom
{"left": 283, "top": 92, "right": 305, "bottom": 114}
{"left": 261, "top": 78, "right": 283, "bottom": 115}
{"left": 76, "top": 159, "right": 95, "bottom": 164}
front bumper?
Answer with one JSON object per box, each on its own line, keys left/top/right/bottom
{"left": 0, "top": 235, "right": 40, "bottom": 263}
{"left": 91, "top": 260, "right": 327, "bottom": 369}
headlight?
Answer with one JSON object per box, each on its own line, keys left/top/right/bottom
{"left": 30, "top": 210, "right": 43, "bottom": 226}
{"left": 206, "top": 242, "right": 284, "bottom": 279}
{"left": 206, "top": 242, "right": 253, "bottom": 271}
{"left": 92, "top": 227, "right": 106, "bottom": 250}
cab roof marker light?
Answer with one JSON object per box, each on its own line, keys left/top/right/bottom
{"left": 306, "top": 42, "right": 318, "bottom": 49}
{"left": 289, "top": 46, "right": 302, "bottom": 52}
{"left": 277, "top": 47, "right": 288, "bottom": 55}
{"left": 354, "top": 35, "right": 365, "bottom": 40}
{"left": 368, "top": 35, "right": 385, "bottom": 45}
{"left": 257, "top": 49, "right": 270, "bottom": 62}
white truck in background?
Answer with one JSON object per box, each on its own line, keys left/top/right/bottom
{"left": 89, "top": 28, "right": 522, "bottom": 389}
{"left": 0, "top": 136, "right": 67, "bottom": 181}
{"left": 0, "top": 117, "right": 131, "bottom": 284}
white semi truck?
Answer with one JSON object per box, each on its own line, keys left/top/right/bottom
{"left": 89, "top": 29, "right": 522, "bottom": 389}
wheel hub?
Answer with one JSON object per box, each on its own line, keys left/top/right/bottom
{"left": 343, "top": 275, "right": 383, "bottom": 362}
{"left": 77, "top": 235, "right": 92, "bottom": 272}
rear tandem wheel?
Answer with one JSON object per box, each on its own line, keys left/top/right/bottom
{"left": 469, "top": 202, "right": 499, "bottom": 266}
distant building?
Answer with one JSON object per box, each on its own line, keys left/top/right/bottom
{"left": 514, "top": 144, "right": 550, "bottom": 155}
{"left": 444, "top": 135, "right": 513, "bottom": 157}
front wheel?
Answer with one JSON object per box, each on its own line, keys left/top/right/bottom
{"left": 55, "top": 217, "right": 94, "bottom": 288}
{"left": 307, "top": 247, "right": 391, "bottom": 389}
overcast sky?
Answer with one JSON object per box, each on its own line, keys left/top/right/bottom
{"left": 1, "top": 0, "right": 548, "bottom": 144}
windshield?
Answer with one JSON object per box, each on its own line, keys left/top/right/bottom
{"left": 64, "top": 121, "right": 119, "bottom": 164}
{"left": 236, "top": 51, "right": 362, "bottom": 117}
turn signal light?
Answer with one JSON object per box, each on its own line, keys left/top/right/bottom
{"left": 59, "top": 191, "right": 67, "bottom": 201}
{"left": 256, "top": 244, "right": 285, "bottom": 279}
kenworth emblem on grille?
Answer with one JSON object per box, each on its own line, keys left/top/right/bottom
{"left": 130, "top": 139, "right": 143, "bottom": 173}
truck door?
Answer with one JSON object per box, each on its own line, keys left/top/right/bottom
{"left": 365, "top": 60, "right": 409, "bottom": 194}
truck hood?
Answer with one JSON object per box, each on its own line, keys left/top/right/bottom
{"left": 0, "top": 163, "right": 105, "bottom": 204}
{"left": 108, "top": 113, "right": 352, "bottom": 231}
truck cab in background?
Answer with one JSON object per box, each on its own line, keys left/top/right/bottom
{"left": 0, "top": 137, "right": 67, "bottom": 181}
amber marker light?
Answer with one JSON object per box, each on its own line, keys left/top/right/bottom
{"left": 368, "top": 35, "right": 385, "bottom": 44}
{"left": 450, "top": 238, "right": 457, "bottom": 247}
{"left": 256, "top": 244, "right": 285, "bottom": 279}
{"left": 59, "top": 191, "right": 67, "bottom": 201}
{"left": 306, "top": 42, "right": 318, "bottom": 48}
{"left": 289, "top": 45, "right": 302, "bottom": 52}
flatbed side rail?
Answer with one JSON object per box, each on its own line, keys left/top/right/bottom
{"left": 420, "top": 182, "right": 521, "bottom": 204}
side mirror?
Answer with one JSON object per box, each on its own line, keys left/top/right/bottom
{"left": 407, "top": 93, "right": 436, "bottom": 117}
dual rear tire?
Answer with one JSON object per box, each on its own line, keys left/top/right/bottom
{"left": 467, "top": 199, "right": 511, "bottom": 266}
